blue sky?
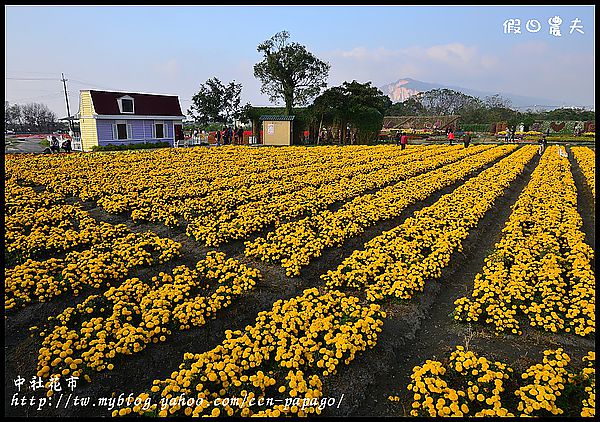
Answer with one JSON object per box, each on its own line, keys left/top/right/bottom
{"left": 5, "top": 5, "right": 595, "bottom": 118}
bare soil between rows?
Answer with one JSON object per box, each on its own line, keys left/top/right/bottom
{"left": 5, "top": 146, "right": 596, "bottom": 417}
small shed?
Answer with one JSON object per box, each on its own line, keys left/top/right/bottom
{"left": 260, "top": 115, "right": 295, "bottom": 146}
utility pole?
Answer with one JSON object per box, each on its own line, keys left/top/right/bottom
{"left": 61, "top": 72, "right": 73, "bottom": 132}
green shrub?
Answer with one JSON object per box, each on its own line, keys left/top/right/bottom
{"left": 91, "top": 141, "right": 171, "bottom": 152}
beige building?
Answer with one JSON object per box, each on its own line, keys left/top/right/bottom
{"left": 260, "top": 115, "right": 295, "bottom": 146}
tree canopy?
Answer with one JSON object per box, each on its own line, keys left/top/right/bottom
{"left": 5, "top": 101, "right": 63, "bottom": 133}
{"left": 310, "top": 80, "right": 391, "bottom": 144}
{"left": 254, "top": 31, "right": 330, "bottom": 115}
{"left": 188, "top": 77, "right": 251, "bottom": 127}
{"left": 383, "top": 89, "right": 595, "bottom": 126}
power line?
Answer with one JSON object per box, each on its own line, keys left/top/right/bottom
{"left": 5, "top": 70, "right": 60, "bottom": 75}
{"left": 6, "top": 92, "right": 64, "bottom": 102}
{"left": 5, "top": 77, "right": 61, "bottom": 81}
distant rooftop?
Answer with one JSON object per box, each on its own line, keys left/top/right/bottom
{"left": 259, "top": 115, "right": 295, "bottom": 121}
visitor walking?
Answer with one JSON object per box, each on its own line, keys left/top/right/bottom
{"left": 504, "top": 128, "right": 510, "bottom": 143}
{"left": 538, "top": 136, "right": 545, "bottom": 155}
{"left": 237, "top": 127, "right": 244, "bottom": 145}
{"left": 448, "top": 130, "right": 455, "bottom": 145}
{"left": 215, "top": 128, "right": 222, "bottom": 146}
{"left": 542, "top": 135, "right": 548, "bottom": 152}
{"left": 510, "top": 126, "right": 516, "bottom": 143}
{"left": 400, "top": 133, "right": 408, "bottom": 150}
{"left": 395, "top": 131, "right": 402, "bottom": 146}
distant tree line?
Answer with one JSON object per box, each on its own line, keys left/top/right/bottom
{"left": 5, "top": 101, "right": 67, "bottom": 133}
{"left": 385, "top": 89, "right": 595, "bottom": 127}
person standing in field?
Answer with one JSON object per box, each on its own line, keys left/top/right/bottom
{"left": 400, "top": 133, "right": 408, "bottom": 150}
{"left": 504, "top": 127, "right": 510, "bottom": 143}
{"left": 215, "top": 128, "right": 222, "bottom": 146}
{"left": 538, "top": 136, "right": 545, "bottom": 155}
{"left": 395, "top": 131, "right": 402, "bottom": 146}
{"left": 463, "top": 132, "right": 471, "bottom": 148}
{"left": 448, "top": 130, "right": 455, "bottom": 145}
{"left": 237, "top": 127, "right": 244, "bottom": 145}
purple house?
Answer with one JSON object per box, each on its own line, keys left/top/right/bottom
{"left": 78, "top": 90, "right": 185, "bottom": 151}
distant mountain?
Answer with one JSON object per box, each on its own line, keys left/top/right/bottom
{"left": 379, "top": 78, "right": 576, "bottom": 111}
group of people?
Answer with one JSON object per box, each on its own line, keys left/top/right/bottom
{"left": 44, "top": 135, "right": 72, "bottom": 154}
{"left": 318, "top": 127, "right": 357, "bottom": 145}
{"left": 215, "top": 126, "right": 244, "bottom": 146}
{"left": 504, "top": 127, "right": 518, "bottom": 143}
{"left": 394, "top": 129, "right": 472, "bottom": 149}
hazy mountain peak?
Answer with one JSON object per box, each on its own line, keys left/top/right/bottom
{"left": 380, "top": 78, "right": 576, "bottom": 111}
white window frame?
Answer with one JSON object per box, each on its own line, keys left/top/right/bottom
{"left": 153, "top": 121, "right": 166, "bottom": 139}
{"left": 113, "top": 120, "right": 132, "bottom": 140}
{"left": 117, "top": 95, "right": 135, "bottom": 114}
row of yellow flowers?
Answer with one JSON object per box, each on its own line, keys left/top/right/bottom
{"left": 571, "top": 146, "right": 595, "bottom": 198}
{"left": 5, "top": 177, "right": 65, "bottom": 215}
{"left": 453, "top": 146, "right": 595, "bottom": 337}
{"left": 389, "top": 347, "right": 594, "bottom": 417}
{"left": 185, "top": 146, "right": 455, "bottom": 246}
{"left": 320, "top": 145, "right": 535, "bottom": 301}
{"left": 114, "top": 288, "right": 385, "bottom": 417}
{"left": 35, "top": 252, "right": 261, "bottom": 384}
{"left": 247, "top": 145, "right": 517, "bottom": 277}
{"left": 5, "top": 231, "right": 181, "bottom": 312}
{"left": 5, "top": 203, "right": 130, "bottom": 265}
{"left": 98, "top": 145, "right": 429, "bottom": 227}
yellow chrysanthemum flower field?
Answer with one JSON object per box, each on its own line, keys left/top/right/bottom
{"left": 5, "top": 144, "right": 594, "bottom": 417}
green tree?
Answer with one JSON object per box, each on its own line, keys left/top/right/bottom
{"left": 254, "top": 31, "right": 330, "bottom": 115}
{"left": 188, "top": 78, "right": 250, "bottom": 127}
{"left": 310, "top": 80, "right": 391, "bottom": 144}
{"left": 311, "top": 86, "right": 349, "bottom": 143}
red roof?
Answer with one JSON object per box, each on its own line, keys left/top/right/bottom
{"left": 89, "top": 90, "right": 183, "bottom": 116}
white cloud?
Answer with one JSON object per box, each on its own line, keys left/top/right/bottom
{"left": 324, "top": 43, "right": 499, "bottom": 88}
{"left": 322, "top": 42, "right": 593, "bottom": 106}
